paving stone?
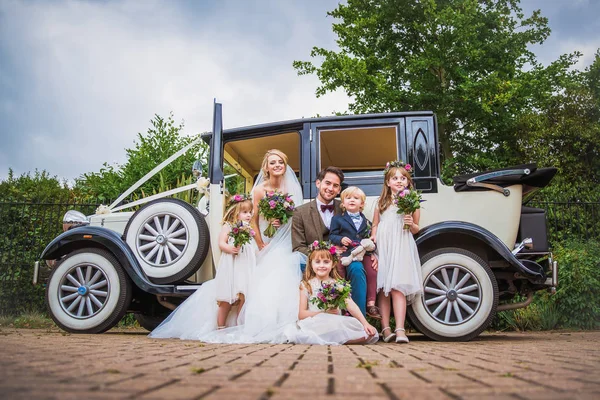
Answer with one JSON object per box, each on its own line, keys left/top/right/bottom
{"left": 0, "top": 328, "right": 599, "bottom": 399}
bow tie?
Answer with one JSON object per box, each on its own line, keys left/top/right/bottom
{"left": 348, "top": 213, "right": 361, "bottom": 221}
{"left": 320, "top": 204, "right": 334, "bottom": 213}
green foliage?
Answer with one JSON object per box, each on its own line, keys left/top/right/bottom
{"left": 0, "top": 311, "right": 55, "bottom": 329}
{"left": 494, "top": 239, "right": 600, "bottom": 331}
{"left": 551, "top": 239, "right": 600, "bottom": 329}
{"left": 294, "top": 0, "right": 578, "bottom": 170}
{"left": 0, "top": 169, "right": 72, "bottom": 203}
{"left": 75, "top": 113, "right": 208, "bottom": 203}
{"left": 0, "top": 169, "right": 93, "bottom": 315}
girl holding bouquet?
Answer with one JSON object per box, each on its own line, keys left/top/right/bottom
{"left": 371, "top": 161, "right": 423, "bottom": 343}
{"left": 149, "top": 195, "right": 257, "bottom": 340}
{"left": 280, "top": 241, "right": 378, "bottom": 345}
{"left": 214, "top": 195, "right": 257, "bottom": 329}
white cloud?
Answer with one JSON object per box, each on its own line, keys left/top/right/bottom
{"left": 0, "top": 0, "right": 349, "bottom": 180}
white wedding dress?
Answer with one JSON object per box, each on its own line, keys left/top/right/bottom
{"left": 149, "top": 168, "right": 306, "bottom": 343}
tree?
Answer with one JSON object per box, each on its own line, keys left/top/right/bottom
{"left": 75, "top": 113, "right": 208, "bottom": 202}
{"left": 517, "top": 50, "right": 600, "bottom": 201}
{"left": 294, "top": 0, "right": 578, "bottom": 171}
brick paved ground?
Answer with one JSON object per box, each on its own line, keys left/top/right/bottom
{"left": 0, "top": 328, "right": 599, "bottom": 400}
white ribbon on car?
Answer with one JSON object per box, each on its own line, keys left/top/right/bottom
{"left": 110, "top": 183, "right": 199, "bottom": 212}
{"left": 107, "top": 137, "right": 203, "bottom": 211}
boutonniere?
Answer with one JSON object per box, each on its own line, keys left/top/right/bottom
{"left": 363, "top": 220, "right": 372, "bottom": 239}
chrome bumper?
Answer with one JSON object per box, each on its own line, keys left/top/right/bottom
{"left": 543, "top": 253, "right": 558, "bottom": 289}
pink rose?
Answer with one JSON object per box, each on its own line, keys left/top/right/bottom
{"left": 268, "top": 191, "right": 274, "bottom": 197}
{"left": 249, "top": 229, "right": 256, "bottom": 236}
{"left": 405, "top": 163, "right": 411, "bottom": 171}
{"left": 269, "top": 200, "right": 276, "bottom": 208}
{"left": 234, "top": 194, "right": 242, "bottom": 201}
{"left": 313, "top": 240, "right": 319, "bottom": 247}
{"left": 232, "top": 228, "right": 239, "bottom": 234}
{"left": 285, "top": 196, "right": 292, "bottom": 202}
{"left": 329, "top": 246, "right": 337, "bottom": 255}
{"left": 399, "top": 191, "right": 406, "bottom": 198}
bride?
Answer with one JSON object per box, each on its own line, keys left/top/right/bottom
{"left": 149, "top": 149, "right": 305, "bottom": 343}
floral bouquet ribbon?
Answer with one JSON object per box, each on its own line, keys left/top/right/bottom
{"left": 310, "top": 279, "right": 352, "bottom": 311}
{"left": 394, "top": 189, "right": 425, "bottom": 230}
{"left": 228, "top": 221, "right": 256, "bottom": 251}
{"left": 258, "top": 191, "right": 295, "bottom": 238}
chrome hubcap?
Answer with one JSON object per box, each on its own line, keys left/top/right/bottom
{"left": 422, "top": 264, "right": 482, "bottom": 325}
{"left": 136, "top": 212, "right": 188, "bottom": 267}
{"left": 59, "top": 263, "right": 110, "bottom": 319}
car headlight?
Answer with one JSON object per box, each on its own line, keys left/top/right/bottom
{"left": 62, "top": 210, "right": 89, "bottom": 232}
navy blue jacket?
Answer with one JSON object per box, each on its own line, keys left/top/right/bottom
{"left": 329, "top": 211, "right": 373, "bottom": 257}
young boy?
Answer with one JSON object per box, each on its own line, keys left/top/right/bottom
{"left": 329, "top": 187, "right": 381, "bottom": 319}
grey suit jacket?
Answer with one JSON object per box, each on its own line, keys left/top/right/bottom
{"left": 292, "top": 199, "right": 343, "bottom": 257}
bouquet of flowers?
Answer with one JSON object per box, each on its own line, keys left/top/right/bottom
{"left": 228, "top": 221, "right": 256, "bottom": 250}
{"left": 258, "top": 191, "right": 295, "bottom": 238}
{"left": 394, "top": 189, "right": 424, "bottom": 230}
{"left": 310, "top": 279, "right": 352, "bottom": 311}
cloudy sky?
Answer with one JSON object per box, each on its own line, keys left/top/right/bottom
{"left": 1, "top": 0, "right": 599, "bottom": 182}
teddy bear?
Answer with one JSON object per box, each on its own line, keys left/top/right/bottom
{"left": 340, "top": 238, "right": 376, "bottom": 266}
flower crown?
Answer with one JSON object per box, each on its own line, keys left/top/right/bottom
{"left": 227, "top": 193, "right": 251, "bottom": 208}
{"left": 309, "top": 240, "right": 338, "bottom": 261}
{"left": 384, "top": 160, "right": 412, "bottom": 175}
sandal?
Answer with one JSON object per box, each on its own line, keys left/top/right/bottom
{"left": 366, "top": 305, "right": 382, "bottom": 320}
{"left": 395, "top": 328, "right": 409, "bottom": 344}
{"left": 381, "top": 327, "right": 396, "bottom": 343}
{"left": 217, "top": 326, "right": 227, "bottom": 330}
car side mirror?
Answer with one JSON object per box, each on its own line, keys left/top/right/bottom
{"left": 192, "top": 160, "right": 203, "bottom": 177}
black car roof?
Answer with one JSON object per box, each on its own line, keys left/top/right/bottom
{"left": 202, "top": 110, "right": 434, "bottom": 141}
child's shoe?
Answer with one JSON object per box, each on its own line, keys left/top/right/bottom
{"left": 395, "top": 328, "right": 409, "bottom": 344}
{"left": 366, "top": 305, "right": 382, "bottom": 319}
{"left": 381, "top": 326, "right": 396, "bottom": 343}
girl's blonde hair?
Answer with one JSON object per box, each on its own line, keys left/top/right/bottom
{"left": 301, "top": 249, "right": 342, "bottom": 295}
{"left": 377, "top": 167, "right": 414, "bottom": 213}
{"left": 222, "top": 199, "right": 253, "bottom": 225}
{"left": 260, "top": 149, "right": 288, "bottom": 179}
{"left": 340, "top": 186, "right": 366, "bottom": 211}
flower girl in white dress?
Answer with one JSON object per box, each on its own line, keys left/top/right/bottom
{"left": 214, "top": 195, "right": 256, "bottom": 328}
{"left": 279, "top": 241, "right": 378, "bottom": 345}
{"left": 149, "top": 195, "right": 256, "bottom": 339}
{"left": 371, "top": 161, "right": 423, "bottom": 344}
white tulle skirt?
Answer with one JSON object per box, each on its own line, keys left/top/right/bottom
{"left": 276, "top": 313, "right": 379, "bottom": 345}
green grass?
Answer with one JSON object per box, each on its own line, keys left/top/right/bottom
{"left": 0, "top": 311, "right": 55, "bottom": 329}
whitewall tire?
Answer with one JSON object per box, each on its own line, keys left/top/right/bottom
{"left": 46, "top": 248, "right": 131, "bottom": 333}
{"left": 408, "top": 247, "right": 498, "bottom": 341}
{"left": 124, "top": 198, "right": 209, "bottom": 284}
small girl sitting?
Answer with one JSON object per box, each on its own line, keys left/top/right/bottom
{"left": 282, "top": 241, "right": 378, "bottom": 345}
{"left": 214, "top": 194, "right": 257, "bottom": 328}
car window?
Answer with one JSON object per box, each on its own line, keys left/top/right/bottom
{"left": 223, "top": 131, "right": 301, "bottom": 193}
{"left": 319, "top": 125, "right": 398, "bottom": 195}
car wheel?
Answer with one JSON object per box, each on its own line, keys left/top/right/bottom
{"left": 46, "top": 248, "right": 132, "bottom": 333}
{"left": 124, "top": 198, "right": 210, "bottom": 284}
{"left": 408, "top": 247, "right": 498, "bottom": 341}
{"left": 134, "top": 312, "right": 170, "bottom": 332}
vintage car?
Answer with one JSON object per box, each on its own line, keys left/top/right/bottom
{"left": 34, "top": 102, "right": 558, "bottom": 341}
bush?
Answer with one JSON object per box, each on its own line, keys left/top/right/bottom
{"left": 551, "top": 239, "right": 600, "bottom": 329}
{"left": 493, "top": 239, "right": 600, "bottom": 331}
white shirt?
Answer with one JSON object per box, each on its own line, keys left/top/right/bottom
{"left": 347, "top": 212, "right": 363, "bottom": 231}
{"left": 316, "top": 199, "right": 335, "bottom": 229}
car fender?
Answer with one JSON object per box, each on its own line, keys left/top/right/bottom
{"left": 415, "top": 221, "right": 545, "bottom": 283}
{"left": 40, "top": 226, "right": 176, "bottom": 294}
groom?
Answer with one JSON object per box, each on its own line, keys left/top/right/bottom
{"left": 292, "top": 166, "right": 369, "bottom": 316}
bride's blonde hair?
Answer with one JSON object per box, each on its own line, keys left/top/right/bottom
{"left": 260, "top": 149, "right": 288, "bottom": 179}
